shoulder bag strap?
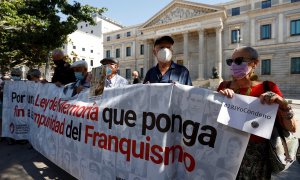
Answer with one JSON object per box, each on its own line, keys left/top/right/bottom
{"left": 264, "top": 80, "right": 292, "bottom": 161}
{"left": 275, "top": 120, "right": 292, "bottom": 161}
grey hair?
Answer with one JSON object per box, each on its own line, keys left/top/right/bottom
{"left": 52, "top": 49, "right": 64, "bottom": 56}
{"left": 233, "top": 46, "right": 258, "bottom": 60}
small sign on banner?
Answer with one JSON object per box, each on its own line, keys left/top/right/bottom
{"left": 217, "top": 94, "right": 278, "bottom": 139}
{"left": 90, "top": 66, "right": 106, "bottom": 97}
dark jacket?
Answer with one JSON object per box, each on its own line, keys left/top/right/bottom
{"left": 143, "top": 61, "right": 192, "bottom": 86}
{"left": 52, "top": 62, "right": 76, "bottom": 85}
{"left": 133, "top": 78, "right": 141, "bottom": 84}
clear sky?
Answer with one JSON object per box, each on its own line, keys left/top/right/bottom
{"left": 77, "top": 0, "right": 231, "bottom": 26}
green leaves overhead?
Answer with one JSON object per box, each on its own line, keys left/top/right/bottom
{"left": 0, "top": 0, "right": 107, "bottom": 73}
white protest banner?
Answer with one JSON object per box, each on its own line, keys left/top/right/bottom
{"left": 217, "top": 94, "right": 278, "bottom": 139}
{"left": 2, "top": 81, "right": 30, "bottom": 140}
{"left": 2, "top": 82, "right": 250, "bottom": 180}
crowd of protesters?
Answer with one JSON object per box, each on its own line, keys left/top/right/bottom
{"left": 0, "top": 36, "right": 299, "bottom": 179}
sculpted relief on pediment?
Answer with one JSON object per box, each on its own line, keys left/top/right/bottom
{"left": 148, "top": 7, "right": 216, "bottom": 27}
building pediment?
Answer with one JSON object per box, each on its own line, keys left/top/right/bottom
{"left": 141, "top": 0, "right": 223, "bottom": 28}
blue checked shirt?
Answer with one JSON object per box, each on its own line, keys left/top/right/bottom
{"left": 143, "top": 61, "right": 192, "bottom": 86}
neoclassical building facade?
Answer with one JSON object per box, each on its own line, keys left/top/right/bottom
{"left": 103, "top": 0, "right": 300, "bottom": 96}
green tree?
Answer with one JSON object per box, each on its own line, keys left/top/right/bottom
{"left": 0, "top": 0, "right": 107, "bottom": 74}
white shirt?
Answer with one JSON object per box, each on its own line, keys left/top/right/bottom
{"left": 105, "top": 74, "right": 128, "bottom": 88}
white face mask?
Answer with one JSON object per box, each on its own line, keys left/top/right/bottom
{"left": 157, "top": 48, "right": 172, "bottom": 63}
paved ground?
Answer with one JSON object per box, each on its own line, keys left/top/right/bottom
{"left": 0, "top": 104, "right": 299, "bottom": 180}
{"left": 0, "top": 141, "right": 76, "bottom": 180}
{"left": 1, "top": 141, "right": 299, "bottom": 180}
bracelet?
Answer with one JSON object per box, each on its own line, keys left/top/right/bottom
{"left": 281, "top": 109, "right": 294, "bottom": 120}
{"left": 279, "top": 99, "right": 290, "bottom": 111}
{"left": 279, "top": 105, "right": 292, "bottom": 112}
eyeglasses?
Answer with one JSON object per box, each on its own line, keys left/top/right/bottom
{"left": 226, "top": 57, "right": 252, "bottom": 66}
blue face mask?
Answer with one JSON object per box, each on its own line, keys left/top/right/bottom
{"left": 12, "top": 76, "right": 21, "bottom": 81}
{"left": 74, "top": 72, "right": 84, "bottom": 80}
{"left": 106, "top": 66, "right": 112, "bottom": 76}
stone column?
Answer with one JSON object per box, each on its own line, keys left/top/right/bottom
{"left": 132, "top": 41, "right": 136, "bottom": 58}
{"left": 148, "top": 40, "right": 154, "bottom": 68}
{"left": 278, "top": 13, "right": 283, "bottom": 43}
{"left": 183, "top": 32, "right": 189, "bottom": 69}
{"left": 251, "top": 0, "right": 255, "bottom": 10}
{"left": 198, "top": 29, "right": 204, "bottom": 80}
{"left": 250, "top": 18, "right": 255, "bottom": 46}
{"left": 143, "top": 40, "right": 154, "bottom": 72}
{"left": 215, "top": 27, "right": 223, "bottom": 78}
{"left": 111, "top": 45, "right": 115, "bottom": 58}
{"left": 121, "top": 43, "right": 125, "bottom": 59}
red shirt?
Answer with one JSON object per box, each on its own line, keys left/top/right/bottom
{"left": 217, "top": 81, "right": 283, "bottom": 142}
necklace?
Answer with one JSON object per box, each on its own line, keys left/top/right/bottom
{"left": 235, "top": 87, "right": 252, "bottom": 96}
{"left": 234, "top": 81, "right": 252, "bottom": 96}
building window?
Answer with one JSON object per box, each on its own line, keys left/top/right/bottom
{"left": 140, "top": 44, "right": 144, "bottom": 55}
{"left": 90, "top": 60, "right": 93, "bottom": 67}
{"left": 91, "top": 50, "right": 93, "bottom": 53}
{"left": 291, "top": 0, "right": 300, "bottom": 2}
{"left": 82, "top": 48, "right": 85, "bottom": 51}
{"left": 62, "top": 45, "right": 65, "bottom": 49}
{"left": 291, "top": 57, "right": 300, "bottom": 74}
{"left": 80, "top": 25, "right": 83, "bottom": 29}
{"left": 261, "top": 59, "right": 271, "bottom": 75}
{"left": 86, "top": 24, "right": 88, "bottom": 27}
{"left": 140, "top": 68, "right": 144, "bottom": 78}
{"left": 260, "top": 24, "right": 272, "bottom": 39}
{"left": 116, "top": 48, "right": 120, "bottom": 58}
{"left": 290, "top": 19, "right": 300, "bottom": 36}
{"left": 82, "top": 58, "right": 85, "bottom": 61}
{"left": 126, "top": 32, "right": 131, "bottom": 37}
{"left": 231, "top": 29, "right": 241, "bottom": 44}
{"left": 232, "top": 7, "right": 240, "bottom": 16}
{"left": 116, "top": 34, "right": 120, "bottom": 39}
{"left": 73, "top": 46, "right": 76, "bottom": 49}
{"left": 126, "top": 69, "right": 131, "bottom": 79}
{"left": 126, "top": 47, "right": 131, "bottom": 57}
{"left": 107, "top": 36, "right": 111, "bottom": 41}
{"left": 106, "top": 50, "right": 111, "bottom": 58}
{"left": 91, "top": 30, "right": 93, "bottom": 34}
{"left": 262, "top": 0, "right": 271, "bottom": 9}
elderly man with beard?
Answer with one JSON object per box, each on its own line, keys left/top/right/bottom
{"left": 143, "top": 35, "right": 192, "bottom": 86}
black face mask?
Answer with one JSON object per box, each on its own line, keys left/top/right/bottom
{"left": 54, "top": 60, "right": 64, "bottom": 66}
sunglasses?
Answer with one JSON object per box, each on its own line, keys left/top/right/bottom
{"left": 226, "top": 57, "right": 252, "bottom": 66}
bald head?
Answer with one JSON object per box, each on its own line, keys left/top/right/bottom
{"left": 132, "top": 71, "right": 139, "bottom": 78}
{"left": 52, "top": 49, "right": 65, "bottom": 61}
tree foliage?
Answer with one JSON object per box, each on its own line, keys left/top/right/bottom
{"left": 0, "top": 0, "right": 107, "bottom": 73}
